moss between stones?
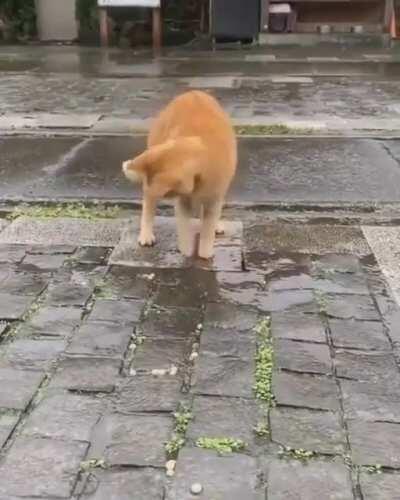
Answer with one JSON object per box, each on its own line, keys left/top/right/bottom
{"left": 7, "top": 203, "right": 122, "bottom": 221}
{"left": 196, "top": 437, "right": 247, "bottom": 455}
{"left": 165, "top": 405, "right": 192, "bottom": 458}
{"left": 235, "top": 124, "right": 314, "bottom": 136}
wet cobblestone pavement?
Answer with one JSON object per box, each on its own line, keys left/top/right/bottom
{"left": 1, "top": 73, "right": 400, "bottom": 121}
{"left": 0, "top": 215, "right": 400, "bottom": 499}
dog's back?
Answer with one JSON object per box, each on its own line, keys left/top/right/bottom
{"left": 148, "top": 91, "right": 237, "bottom": 197}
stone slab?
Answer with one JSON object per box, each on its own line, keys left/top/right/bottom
{"left": 267, "top": 460, "right": 353, "bottom": 500}
{"left": 335, "top": 350, "right": 398, "bottom": 382}
{"left": 24, "top": 306, "right": 82, "bottom": 337}
{"left": 270, "top": 407, "right": 345, "bottom": 455}
{"left": 91, "top": 414, "right": 171, "bottom": 467}
{"left": 166, "top": 448, "right": 260, "bottom": 500}
{"left": 348, "top": 420, "right": 400, "bottom": 468}
{"left": 204, "top": 302, "right": 258, "bottom": 331}
{"left": 274, "top": 338, "right": 332, "bottom": 375}
{"left": 109, "top": 217, "right": 243, "bottom": 271}
{"left": 245, "top": 223, "right": 371, "bottom": 256}
{"left": 363, "top": 226, "right": 400, "bottom": 306}
{"left": 0, "top": 437, "right": 87, "bottom": 498}
{"left": 187, "top": 396, "right": 258, "bottom": 446}
{"left": 360, "top": 473, "right": 400, "bottom": 500}
{"left": 194, "top": 350, "right": 254, "bottom": 398}
{"left": 142, "top": 305, "right": 201, "bottom": 339}
{"left": 0, "top": 293, "right": 34, "bottom": 320}
{"left": 342, "top": 379, "right": 400, "bottom": 423}
{"left": 5, "top": 339, "right": 66, "bottom": 371}
{"left": 0, "top": 244, "right": 26, "bottom": 264}
{"left": 66, "top": 321, "right": 132, "bottom": 358}
{"left": 325, "top": 294, "right": 380, "bottom": 321}
{"left": 49, "top": 357, "right": 121, "bottom": 393}
{"left": 0, "top": 412, "right": 19, "bottom": 448}
{"left": 272, "top": 312, "right": 327, "bottom": 343}
{"left": 0, "top": 217, "right": 126, "bottom": 247}
{"left": 132, "top": 338, "right": 188, "bottom": 372}
{"left": 22, "top": 392, "right": 103, "bottom": 442}
{"left": 81, "top": 469, "right": 165, "bottom": 500}
{"left": 272, "top": 371, "right": 340, "bottom": 411}
{"left": 112, "top": 377, "right": 182, "bottom": 413}
{"left": 329, "top": 319, "right": 390, "bottom": 350}
{"left": 88, "top": 299, "right": 144, "bottom": 325}
{"left": 0, "top": 367, "right": 43, "bottom": 410}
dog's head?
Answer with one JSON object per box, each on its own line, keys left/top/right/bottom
{"left": 122, "top": 137, "right": 204, "bottom": 199}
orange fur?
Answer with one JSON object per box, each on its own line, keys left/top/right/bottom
{"left": 122, "top": 91, "right": 237, "bottom": 259}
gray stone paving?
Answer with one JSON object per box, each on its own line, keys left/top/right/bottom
{"left": 0, "top": 216, "right": 400, "bottom": 499}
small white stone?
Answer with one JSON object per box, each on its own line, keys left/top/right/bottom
{"left": 169, "top": 365, "right": 178, "bottom": 376}
{"left": 129, "top": 368, "right": 137, "bottom": 376}
{"left": 152, "top": 369, "right": 167, "bottom": 376}
{"left": 166, "top": 460, "right": 176, "bottom": 477}
{"left": 189, "top": 352, "right": 199, "bottom": 361}
{"left": 190, "top": 482, "right": 203, "bottom": 495}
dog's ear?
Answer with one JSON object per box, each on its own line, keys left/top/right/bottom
{"left": 122, "top": 141, "right": 176, "bottom": 184}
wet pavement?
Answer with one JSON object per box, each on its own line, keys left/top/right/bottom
{"left": 2, "top": 135, "right": 400, "bottom": 206}
{"left": 1, "top": 45, "right": 400, "bottom": 78}
{"left": 2, "top": 43, "right": 400, "bottom": 499}
{"left": 0, "top": 214, "right": 400, "bottom": 498}
{"left": 2, "top": 46, "right": 400, "bottom": 133}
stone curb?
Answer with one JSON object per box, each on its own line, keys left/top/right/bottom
{"left": 2, "top": 114, "right": 400, "bottom": 136}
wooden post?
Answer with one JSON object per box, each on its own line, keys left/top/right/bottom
{"left": 384, "top": 0, "right": 394, "bottom": 33}
{"left": 99, "top": 8, "right": 109, "bottom": 47}
{"left": 152, "top": 7, "right": 162, "bottom": 53}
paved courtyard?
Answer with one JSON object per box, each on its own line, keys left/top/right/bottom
{"left": 1, "top": 42, "right": 400, "bottom": 499}
{"left": 0, "top": 214, "right": 400, "bottom": 499}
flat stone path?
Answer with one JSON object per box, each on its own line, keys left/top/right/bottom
{"left": 0, "top": 216, "right": 400, "bottom": 499}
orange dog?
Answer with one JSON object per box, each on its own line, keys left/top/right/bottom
{"left": 122, "top": 91, "right": 237, "bottom": 259}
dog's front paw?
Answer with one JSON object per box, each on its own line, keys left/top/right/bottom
{"left": 138, "top": 232, "right": 156, "bottom": 247}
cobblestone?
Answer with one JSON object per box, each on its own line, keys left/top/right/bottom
{"left": 166, "top": 448, "right": 260, "bottom": 500}
{"left": 0, "top": 411, "right": 19, "bottom": 448}
{"left": 91, "top": 414, "right": 172, "bottom": 467}
{"left": 0, "top": 437, "right": 88, "bottom": 498}
{"left": 0, "top": 220, "right": 400, "bottom": 495}
{"left": 274, "top": 339, "right": 332, "bottom": 375}
{"left": 88, "top": 298, "right": 144, "bottom": 325}
{"left": 272, "top": 312, "right": 326, "bottom": 343}
{"left": 329, "top": 319, "right": 390, "bottom": 350}
{"left": 270, "top": 407, "right": 345, "bottom": 454}
{"left": 0, "top": 367, "right": 44, "bottom": 410}
{"left": 132, "top": 338, "right": 188, "bottom": 372}
{"left": 0, "top": 293, "right": 35, "bottom": 320}
{"left": 66, "top": 321, "right": 133, "bottom": 358}
{"left": 112, "top": 377, "right": 182, "bottom": 413}
{"left": 267, "top": 460, "right": 353, "bottom": 500}
{"left": 24, "top": 306, "right": 82, "bottom": 337}
{"left": 81, "top": 469, "right": 165, "bottom": 500}
{"left": 341, "top": 379, "right": 400, "bottom": 422}
{"left": 187, "top": 396, "right": 258, "bottom": 446}
{"left": 49, "top": 357, "right": 121, "bottom": 393}
{"left": 348, "top": 420, "right": 400, "bottom": 467}
{"left": 359, "top": 473, "right": 400, "bottom": 500}
{"left": 273, "top": 371, "right": 340, "bottom": 411}
{"left": 335, "top": 350, "right": 398, "bottom": 382}
{"left": 4, "top": 338, "right": 66, "bottom": 371}
{"left": 22, "top": 392, "right": 103, "bottom": 442}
